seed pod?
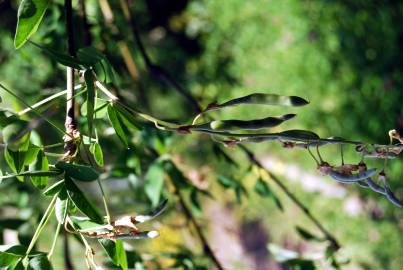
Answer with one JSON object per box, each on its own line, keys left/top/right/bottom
{"left": 356, "top": 180, "right": 370, "bottom": 188}
{"left": 192, "top": 114, "right": 296, "bottom": 132}
{"left": 329, "top": 168, "right": 377, "bottom": 183}
{"left": 378, "top": 171, "right": 403, "bottom": 207}
{"left": 362, "top": 150, "right": 398, "bottom": 159}
{"left": 365, "top": 178, "right": 386, "bottom": 195}
{"left": 217, "top": 93, "right": 309, "bottom": 109}
{"left": 240, "top": 136, "right": 280, "bottom": 143}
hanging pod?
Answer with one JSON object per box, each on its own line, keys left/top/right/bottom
{"left": 378, "top": 171, "right": 403, "bottom": 207}
{"left": 328, "top": 168, "right": 377, "bottom": 183}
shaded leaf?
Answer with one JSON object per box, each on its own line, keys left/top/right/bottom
{"left": 89, "top": 143, "right": 104, "bottom": 167}
{"left": 30, "top": 150, "right": 49, "bottom": 189}
{"left": 55, "top": 187, "right": 68, "bottom": 224}
{"left": 144, "top": 161, "right": 165, "bottom": 207}
{"left": 30, "top": 43, "right": 87, "bottom": 69}
{"left": 98, "top": 239, "right": 128, "bottom": 270}
{"left": 14, "top": 0, "right": 50, "bottom": 49}
{"left": 254, "top": 178, "right": 271, "bottom": 197}
{"left": 43, "top": 180, "right": 64, "bottom": 196}
{"left": 81, "top": 98, "right": 108, "bottom": 118}
{"left": 107, "top": 104, "right": 128, "bottom": 147}
{"left": 55, "top": 161, "right": 99, "bottom": 182}
{"left": 0, "top": 245, "right": 26, "bottom": 267}
{"left": 27, "top": 254, "right": 52, "bottom": 270}
{"left": 2, "top": 121, "right": 30, "bottom": 151}
{"left": 295, "top": 226, "right": 323, "bottom": 242}
{"left": 65, "top": 176, "right": 103, "bottom": 224}
{"left": 77, "top": 47, "right": 115, "bottom": 83}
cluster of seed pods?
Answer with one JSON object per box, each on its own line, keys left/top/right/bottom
{"left": 317, "top": 161, "right": 402, "bottom": 207}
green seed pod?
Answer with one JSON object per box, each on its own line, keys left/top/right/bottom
{"left": 219, "top": 93, "right": 309, "bottom": 108}
{"left": 206, "top": 114, "right": 295, "bottom": 131}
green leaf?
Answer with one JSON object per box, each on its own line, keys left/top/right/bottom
{"left": 31, "top": 43, "right": 88, "bottom": 69}
{"left": 43, "top": 180, "right": 64, "bottom": 196}
{"left": 189, "top": 188, "right": 202, "bottom": 215}
{"left": 98, "top": 239, "right": 128, "bottom": 270}
{"left": 254, "top": 178, "right": 271, "bottom": 197}
{"left": 30, "top": 150, "right": 49, "bottom": 189}
{"left": 81, "top": 98, "right": 108, "bottom": 118}
{"left": 55, "top": 161, "right": 99, "bottom": 182}
{"left": 84, "top": 70, "right": 95, "bottom": 138}
{"left": 107, "top": 104, "right": 128, "bottom": 147}
{"left": 113, "top": 103, "right": 141, "bottom": 131}
{"left": 164, "top": 161, "right": 190, "bottom": 189}
{"left": 192, "top": 114, "right": 295, "bottom": 132}
{"left": 144, "top": 161, "right": 165, "bottom": 207}
{"left": 89, "top": 143, "right": 104, "bottom": 167}
{"left": 295, "top": 226, "right": 323, "bottom": 242}
{"left": 4, "top": 148, "right": 24, "bottom": 175}
{"left": 0, "top": 245, "right": 26, "bottom": 267}
{"left": 211, "top": 93, "right": 309, "bottom": 110}
{"left": 2, "top": 121, "right": 30, "bottom": 151}
{"left": 217, "top": 175, "right": 238, "bottom": 188}
{"left": 55, "top": 188, "right": 68, "bottom": 224}
{"left": 65, "top": 176, "right": 103, "bottom": 224}
{"left": 14, "top": 0, "right": 50, "bottom": 49}
{"left": 77, "top": 47, "right": 115, "bottom": 83}
{"left": 27, "top": 254, "right": 52, "bottom": 270}
{"left": 23, "top": 145, "right": 40, "bottom": 166}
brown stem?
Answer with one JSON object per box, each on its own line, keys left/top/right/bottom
{"left": 171, "top": 179, "right": 225, "bottom": 270}
{"left": 64, "top": 0, "right": 78, "bottom": 158}
{"left": 238, "top": 144, "right": 340, "bottom": 250}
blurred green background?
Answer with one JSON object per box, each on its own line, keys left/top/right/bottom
{"left": 1, "top": 0, "right": 403, "bottom": 269}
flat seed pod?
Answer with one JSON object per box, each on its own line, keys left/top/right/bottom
{"left": 365, "top": 178, "right": 386, "bottom": 195}
{"left": 215, "top": 93, "right": 309, "bottom": 109}
{"left": 192, "top": 114, "right": 296, "bottom": 132}
{"left": 329, "top": 168, "right": 377, "bottom": 183}
{"left": 277, "top": 130, "right": 320, "bottom": 142}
